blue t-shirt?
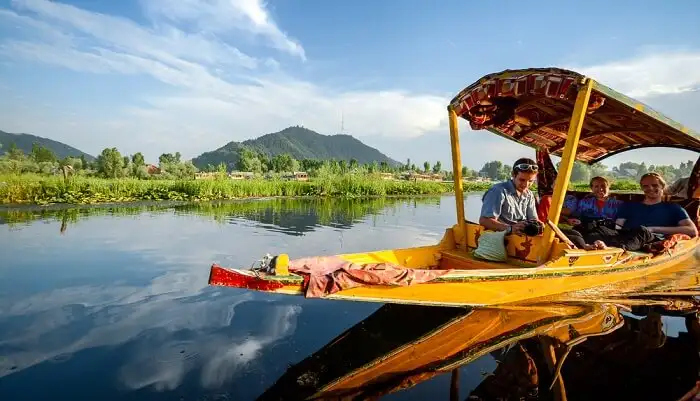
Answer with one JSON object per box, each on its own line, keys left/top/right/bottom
{"left": 617, "top": 202, "right": 690, "bottom": 229}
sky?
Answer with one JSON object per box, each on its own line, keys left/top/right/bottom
{"left": 0, "top": 0, "right": 700, "bottom": 169}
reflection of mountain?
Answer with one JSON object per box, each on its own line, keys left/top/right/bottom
{"left": 0, "top": 197, "right": 442, "bottom": 236}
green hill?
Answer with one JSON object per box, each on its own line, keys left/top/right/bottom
{"left": 192, "top": 126, "right": 399, "bottom": 169}
{"left": 0, "top": 130, "right": 94, "bottom": 160}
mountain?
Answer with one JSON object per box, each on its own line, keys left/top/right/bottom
{"left": 0, "top": 130, "right": 95, "bottom": 160}
{"left": 192, "top": 126, "right": 400, "bottom": 169}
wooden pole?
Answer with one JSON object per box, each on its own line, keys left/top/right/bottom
{"left": 537, "top": 79, "right": 594, "bottom": 263}
{"left": 448, "top": 106, "right": 466, "bottom": 249}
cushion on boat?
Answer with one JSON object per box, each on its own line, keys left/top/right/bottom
{"left": 473, "top": 230, "right": 507, "bottom": 262}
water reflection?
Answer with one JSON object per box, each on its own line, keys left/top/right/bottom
{"left": 260, "top": 296, "right": 700, "bottom": 401}
{"left": 0, "top": 196, "right": 444, "bottom": 236}
{"left": 1, "top": 195, "right": 699, "bottom": 400}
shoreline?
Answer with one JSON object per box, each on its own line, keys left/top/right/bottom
{"left": 0, "top": 173, "right": 641, "bottom": 208}
{"left": 0, "top": 192, "right": 485, "bottom": 211}
{"left": 1, "top": 173, "right": 487, "bottom": 207}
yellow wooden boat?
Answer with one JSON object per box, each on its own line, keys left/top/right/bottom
{"left": 208, "top": 67, "right": 700, "bottom": 307}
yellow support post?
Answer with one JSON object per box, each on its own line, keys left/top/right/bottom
{"left": 448, "top": 106, "right": 466, "bottom": 249}
{"left": 537, "top": 78, "right": 594, "bottom": 263}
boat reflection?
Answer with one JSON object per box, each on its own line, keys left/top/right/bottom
{"left": 258, "top": 278, "right": 700, "bottom": 400}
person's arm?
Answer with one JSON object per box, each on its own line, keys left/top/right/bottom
{"left": 479, "top": 187, "right": 510, "bottom": 231}
{"left": 647, "top": 204, "right": 698, "bottom": 237}
{"left": 648, "top": 219, "right": 698, "bottom": 237}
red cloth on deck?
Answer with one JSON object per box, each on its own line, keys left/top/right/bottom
{"left": 287, "top": 256, "right": 451, "bottom": 298}
{"left": 641, "top": 233, "right": 692, "bottom": 255}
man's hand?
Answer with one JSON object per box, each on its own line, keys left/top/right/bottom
{"left": 567, "top": 218, "right": 581, "bottom": 226}
{"left": 511, "top": 221, "right": 527, "bottom": 234}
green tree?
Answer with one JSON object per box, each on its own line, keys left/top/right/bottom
{"left": 237, "top": 148, "right": 263, "bottom": 173}
{"left": 349, "top": 158, "right": 358, "bottom": 170}
{"left": 271, "top": 153, "right": 298, "bottom": 173}
{"left": 423, "top": 161, "right": 430, "bottom": 173}
{"left": 480, "top": 161, "right": 504, "bottom": 180}
{"left": 80, "top": 154, "right": 88, "bottom": 170}
{"left": 61, "top": 157, "right": 83, "bottom": 170}
{"left": 159, "top": 152, "right": 181, "bottom": 166}
{"left": 570, "top": 161, "right": 590, "bottom": 183}
{"left": 30, "top": 143, "right": 56, "bottom": 163}
{"left": 131, "top": 152, "right": 145, "bottom": 167}
{"left": 97, "top": 147, "right": 124, "bottom": 178}
{"left": 7, "top": 143, "right": 24, "bottom": 160}
{"left": 433, "top": 161, "right": 442, "bottom": 174}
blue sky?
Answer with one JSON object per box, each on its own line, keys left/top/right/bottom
{"left": 1, "top": 0, "right": 700, "bottom": 169}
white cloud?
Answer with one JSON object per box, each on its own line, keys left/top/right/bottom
{"left": 0, "top": 0, "right": 448, "bottom": 161}
{"left": 140, "top": 0, "right": 306, "bottom": 60}
{"left": 1, "top": 0, "right": 699, "bottom": 166}
{"left": 570, "top": 50, "right": 700, "bottom": 98}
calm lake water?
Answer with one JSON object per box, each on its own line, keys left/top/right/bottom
{"left": 1, "top": 194, "right": 698, "bottom": 400}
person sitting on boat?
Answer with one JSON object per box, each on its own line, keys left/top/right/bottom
{"left": 569, "top": 172, "right": 698, "bottom": 251}
{"left": 479, "top": 158, "right": 539, "bottom": 235}
{"left": 614, "top": 173, "right": 698, "bottom": 238}
{"left": 561, "top": 176, "right": 623, "bottom": 229}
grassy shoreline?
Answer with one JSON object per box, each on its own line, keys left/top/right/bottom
{"left": 0, "top": 174, "right": 640, "bottom": 206}
{"left": 0, "top": 174, "right": 484, "bottom": 205}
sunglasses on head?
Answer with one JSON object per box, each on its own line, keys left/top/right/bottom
{"left": 514, "top": 163, "right": 539, "bottom": 172}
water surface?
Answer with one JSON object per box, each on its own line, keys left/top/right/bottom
{"left": 0, "top": 195, "right": 698, "bottom": 400}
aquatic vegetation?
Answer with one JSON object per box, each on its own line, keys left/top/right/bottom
{"left": 0, "top": 174, "right": 494, "bottom": 205}
{"left": 0, "top": 173, "right": 640, "bottom": 205}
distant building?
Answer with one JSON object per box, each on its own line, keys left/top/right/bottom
{"left": 281, "top": 171, "right": 309, "bottom": 181}
{"left": 229, "top": 171, "right": 255, "bottom": 180}
{"left": 195, "top": 172, "right": 219, "bottom": 180}
{"left": 400, "top": 171, "right": 443, "bottom": 182}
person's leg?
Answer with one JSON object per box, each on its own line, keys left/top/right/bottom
{"left": 594, "top": 227, "right": 655, "bottom": 251}
{"left": 559, "top": 228, "right": 586, "bottom": 249}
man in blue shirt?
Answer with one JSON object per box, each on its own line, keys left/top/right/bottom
{"left": 479, "top": 158, "right": 539, "bottom": 235}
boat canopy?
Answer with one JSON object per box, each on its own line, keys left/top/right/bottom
{"left": 449, "top": 68, "right": 700, "bottom": 164}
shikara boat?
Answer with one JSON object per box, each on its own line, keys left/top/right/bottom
{"left": 209, "top": 67, "right": 700, "bottom": 307}
{"left": 256, "top": 302, "right": 625, "bottom": 401}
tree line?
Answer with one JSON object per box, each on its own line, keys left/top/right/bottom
{"left": 473, "top": 159, "right": 696, "bottom": 183}
{"left": 204, "top": 148, "right": 448, "bottom": 177}
{"left": 2, "top": 141, "right": 694, "bottom": 184}
{"left": 0, "top": 143, "right": 197, "bottom": 180}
